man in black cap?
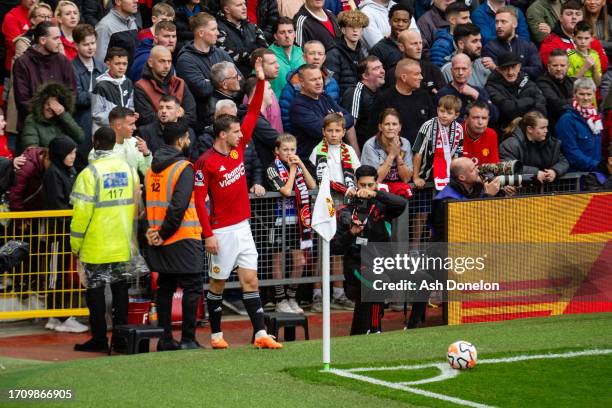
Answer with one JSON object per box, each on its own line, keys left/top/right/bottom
{"left": 485, "top": 51, "right": 546, "bottom": 131}
{"left": 144, "top": 120, "right": 205, "bottom": 350}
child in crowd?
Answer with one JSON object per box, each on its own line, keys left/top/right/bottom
{"left": 92, "top": 47, "right": 134, "bottom": 133}
{"left": 138, "top": 2, "right": 176, "bottom": 42}
{"left": 267, "top": 134, "right": 317, "bottom": 314}
{"left": 413, "top": 95, "right": 464, "bottom": 191}
{"left": 309, "top": 113, "right": 360, "bottom": 312}
{"left": 568, "top": 21, "right": 602, "bottom": 86}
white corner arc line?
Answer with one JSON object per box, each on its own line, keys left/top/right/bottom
{"left": 328, "top": 368, "right": 495, "bottom": 408}
{"left": 325, "top": 349, "right": 612, "bottom": 408}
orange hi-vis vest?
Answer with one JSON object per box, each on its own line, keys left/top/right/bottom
{"left": 146, "top": 160, "right": 202, "bottom": 245}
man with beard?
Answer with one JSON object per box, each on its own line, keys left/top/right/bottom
{"left": 485, "top": 52, "right": 546, "bottom": 131}
{"left": 129, "top": 20, "right": 177, "bottom": 82}
{"left": 342, "top": 55, "right": 386, "bottom": 149}
{"left": 536, "top": 49, "right": 575, "bottom": 126}
{"left": 482, "top": 6, "right": 543, "bottom": 80}
{"left": 134, "top": 45, "right": 197, "bottom": 128}
{"left": 441, "top": 23, "right": 491, "bottom": 88}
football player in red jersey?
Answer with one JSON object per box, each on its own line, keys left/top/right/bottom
{"left": 194, "top": 58, "right": 282, "bottom": 349}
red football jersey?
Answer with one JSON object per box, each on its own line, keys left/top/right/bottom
{"left": 461, "top": 123, "right": 499, "bottom": 165}
{"left": 194, "top": 79, "right": 264, "bottom": 238}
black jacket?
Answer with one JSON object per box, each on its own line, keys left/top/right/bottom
{"left": 342, "top": 82, "right": 378, "bottom": 149}
{"left": 175, "top": 42, "right": 233, "bottom": 132}
{"left": 499, "top": 125, "right": 569, "bottom": 177}
{"left": 216, "top": 14, "right": 268, "bottom": 78}
{"left": 385, "top": 59, "right": 447, "bottom": 96}
{"left": 42, "top": 164, "right": 76, "bottom": 210}
{"left": 81, "top": 0, "right": 105, "bottom": 26}
{"left": 205, "top": 88, "right": 243, "bottom": 127}
{"left": 133, "top": 64, "right": 198, "bottom": 130}
{"left": 481, "top": 35, "right": 543, "bottom": 79}
{"left": 238, "top": 104, "right": 278, "bottom": 171}
{"left": 535, "top": 73, "right": 575, "bottom": 125}
{"left": 71, "top": 56, "right": 105, "bottom": 139}
{"left": 138, "top": 120, "right": 196, "bottom": 156}
{"left": 485, "top": 71, "right": 547, "bottom": 129}
{"left": 144, "top": 145, "right": 204, "bottom": 275}
{"left": 207, "top": 0, "right": 279, "bottom": 44}
{"left": 294, "top": 5, "right": 341, "bottom": 51}
{"left": 330, "top": 191, "right": 407, "bottom": 286}
{"left": 370, "top": 37, "right": 402, "bottom": 73}
{"left": 324, "top": 37, "right": 369, "bottom": 97}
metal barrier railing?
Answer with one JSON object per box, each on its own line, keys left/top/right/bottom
{"left": 0, "top": 173, "right": 588, "bottom": 319}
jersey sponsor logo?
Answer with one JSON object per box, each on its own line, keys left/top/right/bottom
{"left": 229, "top": 150, "right": 239, "bottom": 159}
{"left": 103, "top": 172, "right": 129, "bottom": 189}
{"left": 219, "top": 165, "right": 226, "bottom": 172}
{"left": 219, "top": 163, "right": 245, "bottom": 188}
{"left": 194, "top": 170, "right": 204, "bottom": 186}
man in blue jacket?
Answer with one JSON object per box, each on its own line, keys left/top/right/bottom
{"left": 481, "top": 6, "right": 542, "bottom": 79}
{"left": 429, "top": 2, "right": 471, "bottom": 67}
{"left": 471, "top": 0, "right": 530, "bottom": 45}
{"left": 289, "top": 64, "right": 359, "bottom": 161}
{"left": 129, "top": 21, "right": 177, "bottom": 82}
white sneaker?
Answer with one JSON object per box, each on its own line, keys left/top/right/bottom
{"left": 275, "top": 299, "right": 295, "bottom": 314}
{"left": 287, "top": 298, "right": 304, "bottom": 314}
{"left": 45, "top": 317, "right": 61, "bottom": 330}
{"left": 54, "top": 317, "right": 89, "bottom": 333}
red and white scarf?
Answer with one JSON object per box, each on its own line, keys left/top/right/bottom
{"left": 572, "top": 98, "right": 603, "bottom": 134}
{"left": 432, "top": 119, "right": 461, "bottom": 191}
{"left": 275, "top": 156, "right": 313, "bottom": 249}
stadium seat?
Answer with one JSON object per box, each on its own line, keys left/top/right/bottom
{"left": 263, "top": 313, "right": 309, "bottom": 342}
{"left": 109, "top": 324, "right": 165, "bottom": 355}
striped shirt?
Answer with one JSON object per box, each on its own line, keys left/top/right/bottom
{"left": 413, "top": 118, "right": 464, "bottom": 180}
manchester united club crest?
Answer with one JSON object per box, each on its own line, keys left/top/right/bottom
{"left": 229, "top": 150, "right": 239, "bottom": 159}
{"left": 212, "top": 266, "right": 221, "bottom": 274}
{"left": 300, "top": 206, "right": 312, "bottom": 227}
{"left": 482, "top": 148, "right": 490, "bottom": 157}
{"left": 326, "top": 197, "right": 335, "bottom": 217}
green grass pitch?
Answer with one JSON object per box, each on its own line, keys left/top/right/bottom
{"left": 1, "top": 313, "right": 612, "bottom": 407}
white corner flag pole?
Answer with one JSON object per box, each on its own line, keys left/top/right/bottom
{"left": 311, "top": 167, "right": 336, "bottom": 372}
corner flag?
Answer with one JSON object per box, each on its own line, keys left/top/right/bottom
{"left": 312, "top": 166, "right": 337, "bottom": 242}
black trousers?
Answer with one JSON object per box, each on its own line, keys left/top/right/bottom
{"left": 156, "top": 273, "right": 204, "bottom": 342}
{"left": 347, "top": 283, "right": 384, "bottom": 335}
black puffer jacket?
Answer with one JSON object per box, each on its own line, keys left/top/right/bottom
{"left": 486, "top": 71, "right": 547, "bottom": 129}
{"left": 324, "top": 37, "right": 369, "bottom": 97}
{"left": 535, "top": 73, "right": 574, "bottom": 125}
{"left": 499, "top": 124, "right": 569, "bottom": 177}
{"left": 207, "top": 0, "right": 279, "bottom": 44}
{"left": 144, "top": 145, "right": 204, "bottom": 275}
{"left": 216, "top": 14, "right": 268, "bottom": 77}
{"left": 370, "top": 37, "right": 402, "bottom": 72}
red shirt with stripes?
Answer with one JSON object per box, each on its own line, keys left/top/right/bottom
{"left": 193, "top": 79, "right": 264, "bottom": 238}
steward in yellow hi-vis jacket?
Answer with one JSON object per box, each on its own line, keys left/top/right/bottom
{"left": 144, "top": 121, "right": 204, "bottom": 351}
{"left": 71, "top": 127, "right": 140, "bottom": 353}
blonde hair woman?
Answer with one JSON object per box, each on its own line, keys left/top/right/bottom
{"left": 55, "top": 0, "right": 80, "bottom": 60}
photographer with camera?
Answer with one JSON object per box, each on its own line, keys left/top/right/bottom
{"left": 500, "top": 111, "right": 569, "bottom": 184}
{"left": 330, "top": 165, "right": 409, "bottom": 335}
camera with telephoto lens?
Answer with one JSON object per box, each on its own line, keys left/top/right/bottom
{"left": 478, "top": 160, "right": 535, "bottom": 187}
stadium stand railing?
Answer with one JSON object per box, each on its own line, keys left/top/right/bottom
{"left": 0, "top": 173, "right": 588, "bottom": 319}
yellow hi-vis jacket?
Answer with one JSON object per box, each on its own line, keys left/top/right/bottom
{"left": 70, "top": 153, "right": 139, "bottom": 264}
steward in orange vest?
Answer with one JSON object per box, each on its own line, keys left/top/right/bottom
{"left": 144, "top": 120, "right": 205, "bottom": 350}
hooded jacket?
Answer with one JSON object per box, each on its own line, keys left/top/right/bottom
{"left": 294, "top": 5, "right": 341, "bottom": 51}
{"left": 12, "top": 47, "right": 77, "bottom": 127}
{"left": 144, "top": 145, "right": 204, "bottom": 275}
{"left": 128, "top": 37, "right": 154, "bottom": 82}
{"left": 269, "top": 43, "right": 305, "bottom": 98}
{"left": 72, "top": 56, "right": 106, "bottom": 139}
{"left": 540, "top": 23, "right": 609, "bottom": 72}
{"left": 324, "top": 37, "right": 369, "bottom": 97}
{"left": 429, "top": 27, "right": 455, "bottom": 67}
{"left": 216, "top": 14, "right": 268, "bottom": 78}
{"left": 21, "top": 82, "right": 85, "bottom": 148}
{"left": 43, "top": 136, "right": 78, "bottom": 210}
{"left": 134, "top": 64, "right": 197, "bottom": 129}
{"left": 175, "top": 42, "right": 233, "bottom": 132}
{"left": 482, "top": 35, "right": 543, "bottom": 79}
{"left": 279, "top": 66, "right": 340, "bottom": 132}
{"left": 91, "top": 71, "right": 134, "bottom": 131}
{"left": 485, "top": 71, "right": 547, "bottom": 129}
{"left": 499, "top": 124, "right": 569, "bottom": 177}
{"left": 555, "top": 108, "right": 603, "bottom": 172}
{"left": 8, "top": 147, "right": 47, "bottom": 212}
{"left": 359, "top": 0, "right": 407, "bottom": 50}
